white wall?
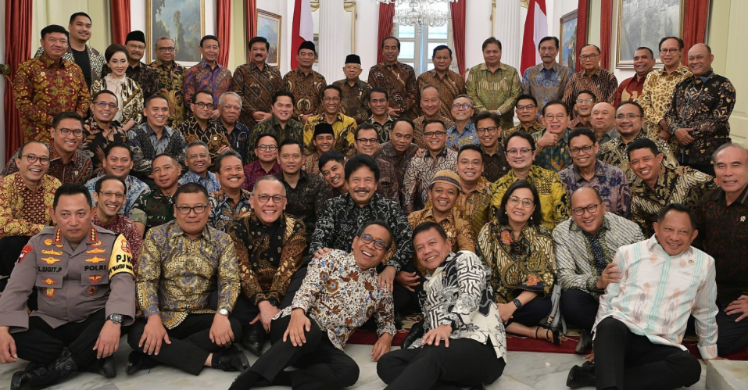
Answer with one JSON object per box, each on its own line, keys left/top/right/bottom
{"left": 355, "top": 0, "right": 379, "bottom": 72}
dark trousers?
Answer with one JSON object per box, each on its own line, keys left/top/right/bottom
{"left": 127, "top": 313, "right": 242, "bottom": 375}
{"left": 716, "top": 306, "right": 748, "bottom": 356}
{"left": 245, "top": 314, "right": 359, "bottom": 390}
{"left": 561, "top": 289, "right": 599, "bottom": 331}
{"left": 507, "top": 295, "right": 552, "bottom": 327}
{"left": 12, "top": 309, "right": 106, "bottom": 370}
{"left": 377, "top": 339, "right": 506, "bottom": 390}
{"left": 594, "top": 317, "right": 701, "bottom": 390}
{"left": 0, "top": 236, "right": 30, "bottom": 277}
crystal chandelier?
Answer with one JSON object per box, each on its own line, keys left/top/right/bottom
{"left": 387, "top": 0, "right": 455, "bottom": 27}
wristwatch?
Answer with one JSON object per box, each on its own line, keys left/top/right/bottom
{"left": 512, "top": 299, "right": 523, "bottom": 309}
{"left": 106, "top": 313, "right": 123, "bottom": 324}
{"left": 218, "top": 308, "right": 230, "bottom": 316}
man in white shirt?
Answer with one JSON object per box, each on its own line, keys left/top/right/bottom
{"left": 567, "top": 203, "right": 719, "bottom": 390}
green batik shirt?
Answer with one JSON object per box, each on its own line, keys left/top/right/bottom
{"left": 532, "top": 128, "right": 573, "bottom": 172}
{"left": 131, "top": 189, "right": 175, "bottom": 232}
{"left": 466, "top": 62, "right": 522, "bottom": 130}
{"left": 246, "top": 117, "right": 304, "bottom": 162}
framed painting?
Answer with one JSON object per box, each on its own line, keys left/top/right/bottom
{"left": 146, "top": 0, "right": 205, "bottom": 65}
{"left": 257, "top": 9, "right": 282, "bottom": 68}
{"left": 616, "top": 0, "right": 684, "bottom": 68}
{"left": 560, "top": 10, "right": 578, "bottom": 72}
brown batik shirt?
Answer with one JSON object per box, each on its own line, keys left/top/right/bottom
{"left": 232, "top": 62, "right": 284, "bottom": 128}
{"left": 368, "top": 62, "right": 419, "bottom": 119}
{"left": 283, "top": 68, "right": 327, "bottom": 118}
{"left": 417, "top": 69, "right": 466, "bottom": 119}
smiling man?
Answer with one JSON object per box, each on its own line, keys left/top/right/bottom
{"left": 84, "top": 143, "right": 150, "bottom": 219}
{"left": 208, "top": 151, "right": 252, "bottom": 232}
{"left": 232, "top": 36, "right": 284, "bottom": 128}
{"left": 91, "top": 175, "right": 143, "bottom": 267}
{"left": 319, "top": 151, "right": 348, "bottom": 198}
{"left": 533, "top": 100, "right": 573, "bottom": 172}
{"left": 368, "top": 36, "right": 419, "bottom": 119}
{"left": 333, "top": 54, "right": 371, "bottom": 124}
{"left": 453, "top": 144, "right": 492, "bottom": 239}
{"left": 302, "top": 85, "right": 357, "bottom": 156}
{"left": 364, "top": 87, "right": 397, "bottom": 143}
{"left": 589, "top": 102, "right": 618, "bottom": 144}
{"left": 354, "top": 124, "right": 401, "bottom": 206}
{"left": 562, "top": 44, "right": 618, "bottom": 109}
{"left": 177, "top": 90, "right": 232, "bottom": 158}
{"left": 183, "top": 35, "right": 233, "bottom": 119}
{"left": 215, "top": 92, "right": 252, "bottom": 163}
{"left": 179, "top": 141, "right": 221, "bottom": 194}
{"left": 130, "top": 154, "right": 182, "bottom": 234}
{"left": 283, "top": 41, "right": 327, "bottom": 123}
{"left": 522, "top": 36, "right": 574, "bottom": 108}
{"left": 243, "top": 134, "right": 280, "bottom": 191}
{"left": 446, "top": 95, "right": 479, "bottom": 151}
{"left": 413, "top": 85, "right": 456, "bottom": 148}
{"left": 614, "top": 47, "right": 655, "bottom": 107}
{"left": 149, "top": 37, "right": 186, "bottom": 127}
{"left": 122, "top": 31, "right": 160, "bottom": 99}
{"left": 417, "top": 45, "right": 466, "bottom": 119}
{"left": 569, "top": 90, "right": 596, "bottom": 129}
{"left": 303, "top": 123, "right": 336, "bottom": 176}
{"left": 81, "top": 90, "right": 127, "bottom": 171}
{"left": 246, "top": 91, "right": 304, "bottom": 162}
{"left": 475, "top": 111, "right": 510, "bottom": 182}
{"left": 509, "top": 94, "right": 545, "bottom": 135}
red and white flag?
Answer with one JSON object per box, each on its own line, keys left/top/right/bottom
{"left": 520, "top": 0, "right": 548, "bottom": 75}
{"left": 291, "top": 0, "right": 314, "bottom": 69}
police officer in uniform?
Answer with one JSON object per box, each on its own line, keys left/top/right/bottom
{"left": 0, "top": 184, "right": 136, "bottom": 390}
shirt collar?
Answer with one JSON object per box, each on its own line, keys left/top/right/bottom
{"left": 426, "top": 147, "right": 449, "bottom": 159}
{"left": 646, "top": 234, "right": 694, "bottom": 258}
{"left": 39, "top": 52, "right": 65, "bottom": 68}
{"left": 479, "top": 62, "right": 509, "bottom": 73}
{"left": 167, "top": 220, "right": 212, "bottom": 241}
{"left": 711, "top": 185, "right": 748, "bottom": 205}
{"left": 693, "top": 70, "right": 715, "bottom": 84}
{"left": 659, "top": 64, "right": 691, "bottom": 76}
{"left": 569, "top": 212, "right": 611, "bottom": 233}
{"left": 144, "top": 123, "right": 174, "bottom": 138}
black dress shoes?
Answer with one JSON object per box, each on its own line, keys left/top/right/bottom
{"left": 575, "top": 331, "right": 593, "bottom": 354}
{"left": 241, "top": 322, "right": 266, "bottom": 357}
{"left": 400, "top": 319, "right": 425, "bottom": 349}
{"left": 96, "top": 355, "right": 117, "bottom": 378}
{"left": 566, "top": 361, "right": 596, "bottom": 389}
{"left": 212, "top": 344, "right": 250, "bottom": 372}
{"left": 126, "top": 351, "right": 158, "bottom": 375}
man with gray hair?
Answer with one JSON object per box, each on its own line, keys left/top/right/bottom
{"left": 149, "top": 36, "right": 186, "bottom": 126}
{"left": 225, "top": 175, "right": 308, "bottom": 357}
{"left": 180, "top": 141, "right": 221, "bottom": 194}
{"left": 216, "top": 92, "right": 252, "bottom": 163}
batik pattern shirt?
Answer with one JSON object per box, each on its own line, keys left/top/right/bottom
{"left": 127, "top": 123, "right": 187, "bottom": 175}
{"left": 332, "top": 78, "right": 371, "bottom": 124}
{"left": 509, "top": 121, "right": 545, "bottom": 136}
{"left": 368, "top": 62, "right": 419, "bottom": 119}
{"left": 81, "top": 119, "right": 127, "bottom": 172}
{"left": 559, "top": 160, "right": 632, "bottom": 219}
{"left": 92, "top": 211, "right": 143, "bottom": 268}
{"left": 363, "top": 116, "right": 396, "bottom": 144}
{"left": 664, "top": 71, "right": 736, "bottom": 165}
{"left": 283, "top": 68, "right": 327, "bottom": 117}
{"left": 446, "top": 122, "right": 480, "bottom": 151}
{"left": 481, "top": 146, "right": 511, "bottom": 183}
{"left": 614, "top": 74, "right": 647, "bottom": 107}
{"left": 374, "top": 158, "right": 401, "bottom": 207}
{"left": 409, "top": 251, "right": 507, "bottom": 359}
{"left": 243, "top": 161, "right": 280, "bottom": 191}
{"left": 638, "top": 65, "right": 691, "bottom": 137}
{"left": 489, "top": 166, "right": 570, "bottom": 232}
{"left": 34, "top": 44, "right": 105, "bottom": 86}
{"left": 553, "top": 213, "right": 644, "bottom": 298}
{"left": 125, "top": 61, "right": 160, "bottom": 99}
{"left": 90, "top": 76, "right": 144, "bottom": 124}
{"left": 402, "top": 147, "right": 459, "bottom": 214}
{"left": 532, "top": 128, "right": 572, "bottom": 172}
{"left": 302, "top": 113, "right": 357, "bottom": 152}
{"left": 631, "top": 165, "right": 716, "bottom": 237}
{"left": 182, "top": 60, "right": 233, "bottom": 107}
{"left": 216, "top": 120, "right": 252, "bottom": 164}
{"left": 310, "top": 193, "right": 414, "bottom": 272}
{"left": 13, "top": 53, "right": 90, "bottom": 142}
{"left": 85, "top": 174, "right": 149, "bottom": 218}
{"left": 696, "top": 187, "right": 748, "bottom": 305}
{"left": 477, "top": 223, "right": 556, "bottom": 304}
{"left": 417, "top": 69, "right": 467, "bottom": 119}
{"left": 455, "top": 176, "right": 492, "bottom": 239}
{"left": 466, "top": 62, "right": 522, "bottom": 130}
{"left": 521, "top": 62, "right": 574, "bottom": 108}
{"left": 408, "top": 208, "right": 474, "bottom": 275}
{"left": 179, "top": 171, "right": 221, "bottom": 194}
{"left": 149, "top": 60, "right": 186, "bottom": 126}
{"left": 302, "top": 153, "right": 323, "bottom": 176}
{"left": 4, "top": 141, "right": 93, "bottom": 186}
{"left": 131, "top": 189, "right": 175, "bottom": 232}
{"left": 413, "top": 115, "right": 455, "bottom": 149}
{"left": 276, "top": 171, "right": 329, "bottom": 241}
{"left": 232, "top": 62, "right": 284, "bottom": 128}
{"left": 176, "top": 117, "right": 231, "bottom": 158}
{"left": 246, "top": 117, "right": 304, "bottom": 162}
{"left": 226, "top": 211, "right": 307, "bottom": 305}
{"left": 376, "top": 142, "right": 420, "bottom": 207}
{"left": 0, "top": 173, "right": 59, "bottom": 238}
{"left": 136, "top": 220, "right": 240, "bottom": 329}
{"left": 277, "top": 250, "right": 396, "bottom": 350}
{"left": 208, "top": 189, "right": 253, "bottom": 232}
{"left": 597, "top": 131, "right": 679, "bottom": 183}
{"left": 569, "top": 117, "right": 593, "bottom": 130}
{"left": 593, "top": 236, "right": 718, "bottom": 359}
{"left": 562, "top": 68, "right": 618, "bottom": 109}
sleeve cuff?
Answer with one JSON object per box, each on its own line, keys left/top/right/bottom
{"left": 699, "top": 345, "right": 718, "bottom": 360}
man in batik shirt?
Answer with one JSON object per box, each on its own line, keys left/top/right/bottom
{"left": 569, "top": 90, "right": 596, "bottom": 129}
{"left": 509, "top": 95, "right": 545, "bottom": 135}
{"left": 403, "top": 120, "right": 458, "bottom": 214}
{"left": 149, "top": 37, "right": 186, "bottom": 126}
{"left": 130, "top": 154, "right": 181, "bottom": 235}
{"left": 614, "top": 47, "right": 655, "bottom": 107}
{"left": 354, "top": 123, "right": 401, "bottom": 206}
{"left": 177, "top": 90, "right": 231, "bottom": 158}
{"left": 232, "top": 37, "right": 284, "bottom": 128}
{"left": 246, "top": 91, "right": 304, "bottom": 162}
{"left": 128, "top": 95, "right": 188, "bottom": 181}
{"left": 301, "top": 85, "right": 357, "bottom": 156}
{"left": 376, "top": 118, "right": 420, "bottom": 207}
{"left": 84, "top": 143, "right": 149, "bottom": 220}
{"left": 243, "top": 134, "right": 280, "bottom": 191}
{"left": 81, "top": 90, "right": 127, "bottom": 172}
{"left": 179, "top": 141, "right": 221, "bottom": 194}
{"left": 454, "top": 144, "right": 492, "bottom": 238}
{"left": 474, "top": 112, "right": 510, "bottom": 182}
{"left": 332, "top": 54, "right": 371, "bottom": 124}
{"left": 283, "top": 41, "right": 327, "bottom": 124}
{"left": 303, "top": 123, "right": 336, "bottom": 176}
{"left": 122, "top": 31, "right": 160, "bottom": 99}
{"left": 446, "top": 95, "right": 480, "bottom": 151}
{"left": 209, "top": 151, "right": 252, "bottom": 232}
{"left": 368, "top": 36, "right": 419, "bottom": 119}
{"left": 417, "top": 45, "right": 466, "bottom": 119}
{"left": 91, "top": 175, "right": 143, "bottom": 267}
{"left": 216, "top": 92, "right": 252, "bottom": 163}
{"left": 522, "top": 36, "right": 573, "bottom": 108}
{"left": 413, "top": 85, "right": 455, "bottom": 148}
{"left": 363, "top": 88, "right": 396, "bottom": 143}
{"left": 562, "top": 44, "right": 618, "bottom": 109}
{"left": 183, "top": 35, "right": 233, "bottom": 118}
{"left": 14, "top": 25, "right": 89, "bottom": 143}
{"left": 533, "top": 101, "right": 573, "bottom": 172}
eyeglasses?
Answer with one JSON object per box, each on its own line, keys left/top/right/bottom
{"left": 569, "top": 144, "right": 594, "bottom": 155}
{"left": 544, "top": 114, "right": 566, "bottom": 121}
{"left": 322, "top": 97, "right": 341, "bottom": 102}
{"left": 94, "top": 101, "right": 118, "bottom": 109}
{"left": 194, "top": 102, "right": 214, "bottom": 110}
{"left": 98, "top": 191, "right": 125, "bottom": 200}
{"left": 360, "top": 233, "right": 388, "bottom": 250}
{"left": 357, "top": 138, "right": 378, "bottom": 144}
{"left": 572, "top": 203, "right": 600, "bottom": 216}
{"left": 506, "top": 148, "right": 532, "bottom": 155}
{"left": 19, "top": 154, "right": 51, "bottom": 165}
{"left": 255, "top": 194, "right": 285, "bottom": 204}
{"left": 256, "top": 145, "right": 278, "bottom": 151}
{"left": 659, "top": 48, "right": 679, "bottom": 54}
{"left": 516, "top": 104, "right": 536, "bottom": 111}
{"left": 576, "top": 98, "right": 594, "bottom": 104}
{"left": 58, "top": 128, "right": 83, "bottom": 137}
{"left": 424, "top": 131, "right": 447, "bottom": 138}
{"left": 508, "top": 196, "right": 534, "bottom": 208}
{"left": 157, "top": 46, "right": 176, "bottom": 52}
{"left": 452, "top": 103, "right": 472, "bottom": 110}
{"left": 615, "top": 113, "right": 642, "bottom": 120}
{"left": 175, "top": 205, "right": 208, "bottom": 215}
{"left": 476, "top": 126, "right": 498, "bottom": 134}
{"left": 579, "top": 53, "right": 599, "bottom": 60}
{"left": 127, "top": 43, "right": 146, "bottom": 51}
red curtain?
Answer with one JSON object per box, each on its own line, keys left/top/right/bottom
{"left": 245, "top": 0, "right": 257, "bottom": 63}
{"left": 683, "top": 0, "right": 710, "bottom": 65}
{"left": 599, "top": 0, "right": 612, "bottom": 70}
{"left": 449, "top": 0, "right": 466, "bottom": 77}
{"left": 377, "top": 3, "right": 395, "bottom": 64}
{"left": 575, "top": 0, "right": 589, "bottom": 72}
{"left": 216, "top": 0, "right": 231, "bottom": 67}
{"left": 4, "top": 0, "right": 33, "bottom": 158}
{"left": 110, "top": 0, "right": 131, "bottom": 44}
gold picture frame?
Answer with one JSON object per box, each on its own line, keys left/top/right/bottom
{"left": 257, "top": 9, "right": 282, "bottom": 68}
{"left": 560, "top": 10, "right": 578, "bottom": 72}
{"left": 616, "top": 0, "right": 685, "bottom": 69}
{"left": 146, "top": 0, "right": 206, "bottom": 65}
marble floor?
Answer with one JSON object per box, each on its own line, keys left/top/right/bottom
{"left": 0, "top": 339, "right": 709, "bottom": 390}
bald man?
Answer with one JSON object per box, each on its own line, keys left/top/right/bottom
{"left": 590, "top": 103, "right": 618, "bottom": 144}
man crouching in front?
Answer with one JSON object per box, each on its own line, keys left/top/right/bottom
{"left": 229, "top": 220, "right": 397, "bottom": 389}
{"left": 0, "top": 184, "right": 136, "bottom": 389}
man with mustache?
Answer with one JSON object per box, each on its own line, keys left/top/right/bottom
{"left": 354, "top": 123, "right": 401, "bottom": 206}
{"left": 332, "top": 54, "right": 371, "bottom": 125}
{"left": 283, "top": 41, "right": 327, "bottom": 124}
{"left": 522, "top": 36, "right": 574, "bottom": 108}
{"left": 614, "top": 47, "right": 655, "bottom": 107}
{"left": 232, "top": 37, "right": 284, "bottom": 129}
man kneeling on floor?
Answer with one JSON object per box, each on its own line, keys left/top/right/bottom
{"left": 228, "top": 220, "right": 397, "bottom": 390}
{"left": 127, "top": 183, "right": 248, "bottom": 375}
{"left": 0, "top": 184, "right": 136, "bottom": 389}
{"left": 567, "top": 203, "right": 720, "bottom": 390}
{"left": 377, "top": 222, "right": 507, "bottom": 390}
